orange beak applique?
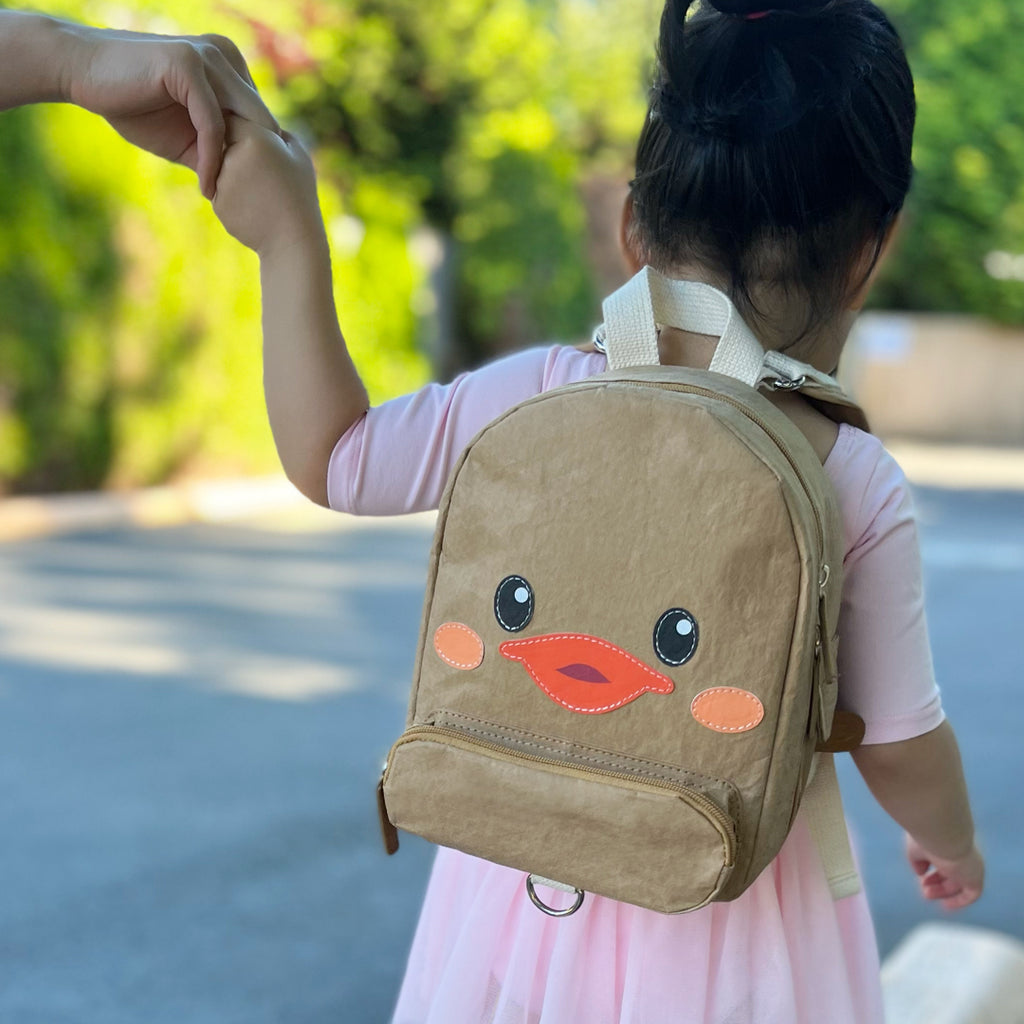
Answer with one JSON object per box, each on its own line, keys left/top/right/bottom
{"left": 500, "top": 632, "right": 674, "bottom": 714}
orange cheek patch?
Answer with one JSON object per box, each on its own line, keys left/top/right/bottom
{"left": 691, "top": 687, "right": 764, "bottom": 734}
{"left": 433, "top": 622, "right": 484, "bottom": 671}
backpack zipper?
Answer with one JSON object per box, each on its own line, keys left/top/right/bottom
{"left": 623, "top": 378, "right": 836, "bottom": 739}
{"left": 381, "top": 723, "right": 737, "bottom": 864}
{"left": 622, "top": 379, "right": 826, "bottom": 559}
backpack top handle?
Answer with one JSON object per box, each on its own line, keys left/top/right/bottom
{"left": 600, "top": 266, "right": 765, "bottom": 383}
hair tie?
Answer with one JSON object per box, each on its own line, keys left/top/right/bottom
{"left": 744, "top": 9, "right": 773, "bottom": 18}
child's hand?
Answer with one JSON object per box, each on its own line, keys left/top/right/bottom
{"left": 212, "top": 116, "right": 323, "bottom": 257}
{"left": 905, "top": 833, "right": 985, "bottom": 910}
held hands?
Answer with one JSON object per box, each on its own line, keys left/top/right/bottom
{"left": 54, "top": 18, "right": 324, "bottom": 262}
{"left": 63, "top": 24, "right": 278, "bottom": 198}
{"left": 905, "top": 833, "right": 985, "bottom": 911}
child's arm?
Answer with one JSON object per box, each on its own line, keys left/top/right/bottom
{"left": 852, "top": 721, "right": 984, "bottom": 910}
{"left": 212, "top": 118, "right": 369, "bottom": 505}
{"left": 0, "top": 9, "right": 275, "bottom": 197}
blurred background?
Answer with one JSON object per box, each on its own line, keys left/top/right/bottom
{"left": 1, "top": 0, "right": 1023, "bottom": 497}
{"left": 1, "top": 1, "right": 1023, "bottom": 1022}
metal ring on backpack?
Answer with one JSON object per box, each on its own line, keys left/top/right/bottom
{"left": 526, "top": 875, "right": 586, "bottom": 917}
{"left": 768, "top": 373, "right": 807, "bottom": 391}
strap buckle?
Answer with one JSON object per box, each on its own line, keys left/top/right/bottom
{"left": 767, "top": 373, "right": 807, "bottom": 392}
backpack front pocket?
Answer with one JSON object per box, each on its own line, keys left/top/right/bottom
{"left": 380, "top": 719, "right": 737, "bottom": 914}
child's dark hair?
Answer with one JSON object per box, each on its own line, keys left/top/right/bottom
{"left": 628, "top": 0, "right": 915, "bottom": 346}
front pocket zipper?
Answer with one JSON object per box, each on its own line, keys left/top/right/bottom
{"left": 379, "top": 718, "right": 738, "bottom": 912}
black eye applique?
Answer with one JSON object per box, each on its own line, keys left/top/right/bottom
{"left": 495, "top": 575, "right": 534, "bottom": 632}
{"left": 653, "top": 608, "right": 699, "bottom": 666}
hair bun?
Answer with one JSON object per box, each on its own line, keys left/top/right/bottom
{"left": 706, "top": 0, "right": 816, "bottom": 14}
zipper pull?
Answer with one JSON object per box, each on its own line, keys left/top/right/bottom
{"left": 377, "top": 771, "right": 400, "bottom": 856}
{"left": 815, "top": 565, "right": 838, "bottom": 741}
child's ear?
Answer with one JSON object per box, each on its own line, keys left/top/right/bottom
{"left": 619, "top": 195, "right": 645, "bottom": 276}
{"left": 847, "top": 212, "right": 903, "bottom": 311}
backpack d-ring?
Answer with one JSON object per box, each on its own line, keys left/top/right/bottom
{"left": 526, "top": 875, "right": 585, "bottom": 917}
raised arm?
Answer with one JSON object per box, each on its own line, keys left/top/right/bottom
{"left": 0, "top": 9, "right": 276, "bottom": 196}
{"left": 212, "top": 118, "right": 369, "bottom": 505}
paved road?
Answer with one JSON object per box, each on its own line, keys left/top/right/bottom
{"left": 0, "top": 489, "right": 1021, "bottom": 1023}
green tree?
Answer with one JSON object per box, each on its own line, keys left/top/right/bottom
{"left": 0, "top": 0, "right": 429, "bottom": 494}
{"left": 3, "top": 0, "right": 1020, "bottom": 495}
{"left": 874, "top": 0, "right": 1024, "bottom": 323}
{"left": 263, "top": 0, "right": 600, "bottom": 370}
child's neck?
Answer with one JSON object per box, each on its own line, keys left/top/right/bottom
{"left": 651, "top": 265, "right": 857, "bottom": 374}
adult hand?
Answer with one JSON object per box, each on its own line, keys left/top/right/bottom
{"left": 65, "top": 25, "right": 280, "bottom": 198}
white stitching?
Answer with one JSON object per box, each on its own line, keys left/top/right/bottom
{"left": 500, "top": 633, "right": 673, "bottom": 713}
{"left": 653, "top": 609, "right": 699, "bottom": 666}
{"left": 433, "top": 623, "right": 483, "bottom": 670}
{"left": 494, "top": 575, "right": 533, "bottom": 632}
{"left": 690, "top": 687, "right": 764, "bottom": 732}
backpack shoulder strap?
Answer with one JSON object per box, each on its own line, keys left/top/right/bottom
{"left": 598, "top": 267, "right": 870, "bottom": 433}
{"left": 761, "top": 351, "right": 871, "bottom": 433}
{"left": 600, "top": 266, "right": 765, "bottom": 384}
{"left": 803, "top": 753, "right": 861, "bottom": 900}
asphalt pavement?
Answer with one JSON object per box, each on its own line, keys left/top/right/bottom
{"left": 0, "top": 488, "right": 1021, "bottom": 1023}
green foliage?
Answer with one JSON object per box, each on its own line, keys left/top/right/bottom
{"left": 0, "top": 97, "right": 279, "bottom": 493}
{"left": 872, "top": 0, "right": 1024, "bottom": 323}
{"left": 0, "top": 106, "right": 119, "bottom": 491}
{"left": 1, "top": 0, "right": 1021, "bottom": 494}
{"left": 0, "top": 0, "right": 430, "bottom": 494}
{"left": 275, "top": 0, "right": 608, "bottom": 365}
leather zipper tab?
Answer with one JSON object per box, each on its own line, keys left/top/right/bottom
{"left": 377, "top": 774, "right": 400, "bottom": 856}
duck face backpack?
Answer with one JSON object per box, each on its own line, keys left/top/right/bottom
{"left": 378, "top": 267, "right": 866, "bottom": 916}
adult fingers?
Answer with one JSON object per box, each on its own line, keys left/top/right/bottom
{"left": 182, "top": 62, "right": 226, "bottom": 199}
{"left": 223, "top": 112, "right": 268, "bottom": 147}
{"left": 197, "top": 37, "right": 280, "bottom": 134}
{"left": 196, "top": 34, "right": 256, "bottom": 89}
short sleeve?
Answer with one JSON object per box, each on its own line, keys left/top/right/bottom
{"left": 327, "top": 344, "right": 605, "bottom": 515}
{"left": 826, "top": 427, "right": 945, "bottom": 745}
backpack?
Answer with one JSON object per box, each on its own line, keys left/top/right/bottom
{"left": 377, "top": 267, "right": 865, "bottom": 916}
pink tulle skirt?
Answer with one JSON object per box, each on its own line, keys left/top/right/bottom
{"left": 391, "top": 814, "right": 883, "bottom": 1024}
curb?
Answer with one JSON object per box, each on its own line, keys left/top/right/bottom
{"left": 888, "top": 441, "right": 1024, "bottom": 493}
{"left": 2, "top": 442, "right": 1024, "bottom": 544}
{"left": 0, "top": 476, "right": 306, "bottom": 543}
{"left": 882, "top": 923, "right": 1024, "bottom": 1024}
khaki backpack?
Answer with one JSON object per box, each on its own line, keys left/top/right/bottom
{"left": 378, "top": 268, "right": 864, "bottom": 916}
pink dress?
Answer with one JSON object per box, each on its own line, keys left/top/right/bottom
{"left": 328, "top": 345, "right": 944, "bottom": 1024}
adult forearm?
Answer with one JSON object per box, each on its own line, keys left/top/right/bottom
{"left": 851, "top": 720, "right": 975, "bottom": 859}
{"left": 259, "top": 229, "right": 369, "bottom": 506}
{"left": 0, "top": 11, "right": 82, "bottom": 110}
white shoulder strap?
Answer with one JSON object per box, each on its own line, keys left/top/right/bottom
{"left": 599, "top": 267, "right": 857, "bottom": 412}
{"left": 803, "top": 753, "right": 861, "bottom": 900}
{"left": 601, "top": 266, "right": 765, "bottom": 384}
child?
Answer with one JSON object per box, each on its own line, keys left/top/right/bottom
{"left": 211, "top": 0, "right": 984, "bottom": 1021}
